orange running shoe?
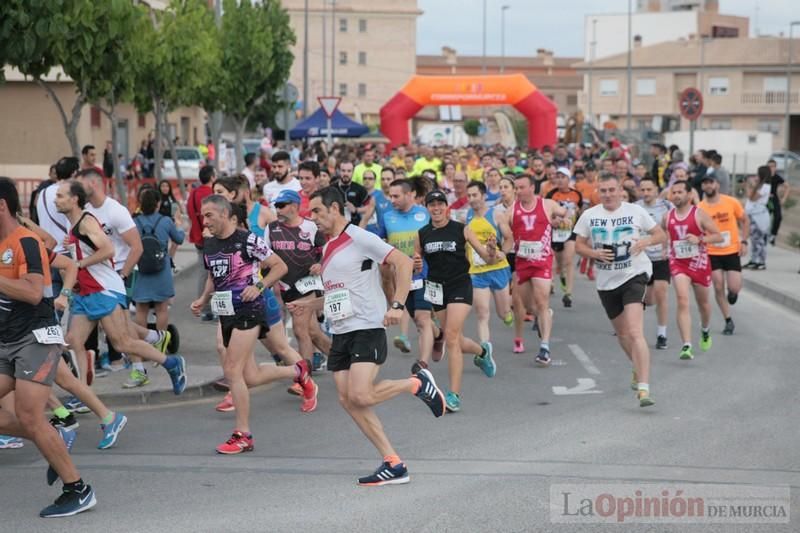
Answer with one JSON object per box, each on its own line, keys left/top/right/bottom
{"left": 300, "top": 379, "right": 319, "bottom": 413}
{"left": 215, "top": 392, "right": 234, "bottom": 412}
{"left": 215, "top": 431, "right": 253, "bottom": 454}
{"left": 287, "top": 383, "right": 303, "bottom": 396}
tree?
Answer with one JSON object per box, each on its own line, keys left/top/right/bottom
{"left": 202, "top": 0, "right": 295, "bottom": 173}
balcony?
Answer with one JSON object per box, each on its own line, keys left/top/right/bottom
{"left": 740, "top": 92, "right": 799, "bottom": 105}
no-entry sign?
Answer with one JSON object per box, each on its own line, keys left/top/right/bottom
{"left": 679, "top": 87, "right": 703, "bottom": 121}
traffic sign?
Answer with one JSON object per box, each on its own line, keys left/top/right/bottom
{"left": 274, "top": 109, "right": 297, "bottom": 131}
{"left": 318, "top": 96, "right": 341, "bottom": 118}
{"left": 679, "top": 87, "right": 703, "bottom": 121}
{"left": 277, "top": 82, "right": 299, "bottom": 104}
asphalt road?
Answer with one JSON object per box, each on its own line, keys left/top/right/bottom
{"left": 2, "top": 269, "right": 798, "bottom": 532}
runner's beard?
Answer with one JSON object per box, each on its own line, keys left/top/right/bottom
{"left": 272, "top": 170, "right": 288, "bottom": 183}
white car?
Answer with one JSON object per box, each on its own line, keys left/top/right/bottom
{"left": 162, "top": 146, "right": 205, "bottom": 180}
{"left": 769, "top": 151, "right": 800, "bottom": 183}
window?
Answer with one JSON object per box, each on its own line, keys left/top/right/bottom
{"left": 599, "top": 79, "right": 618, "bottom": 96}
{"left": 758, "top": 119, "right": 781, "bottom": 134}
{"left": 567, "top": 94, "right": 578, "bottom": 106}
{"left": 358, "top": 83, "right": 367, "bottom": 97}
{"left": 636, "top": 78, "right": 656, "bottom": 96}
{"left": 359, "top": 19, "right": 367, "bottom": 32}
{"left": 137, "top": 113, "right": 146, "bottom": 128}
{"left": 708, "top": 77, "right": 728, "bottom": 95}
{"left": 339, "top": 51, "right": 347, "bottom": 65}
{"left": 339, "top": 18, "right": 347, "bottom": 32}
{"left": 709, "top": 118, "right": 732, "bottom": 130}
{"left": 358, "top": 51, "right": 367, "bottom": 65}
{"left": 90, "top": 106, "right": 101, "bottom": 128}
{"left": 339, "top": 83, "right": 347, "bottom": 97}
{"left": 763, "top": 77, "right": 788, "bottom": 92}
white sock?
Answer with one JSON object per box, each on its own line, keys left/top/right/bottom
{"left": 637, "top": 382, "right": 649, "bottom": 392}
{"left": 133, "top": 362, "right": 145, "bottom": 372}
{"left": 657, "top": 325, "right": 667, "bottom": 337}
{"left": 144, "top": 330, "right": 160, "bottom": 344}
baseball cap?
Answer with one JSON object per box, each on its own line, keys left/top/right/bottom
{"left": 701, "top": 170, "right": 718, "bottom": 182}
{"left": 585, "top": 161, "right": 597, "bottom": 171}
{"left": 556, "top": 166, "right": 571, "bottom": 178}
{"left": 425, "top": 190, "right": 448, "bottom": 205}
{"left": 273, "top": 189, "right": 301, "bottom": 206}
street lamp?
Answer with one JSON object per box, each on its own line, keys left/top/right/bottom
{"left": 588, "top": 18, "right": 597, "bottom": 125}
{"left": 500, "top": 5, "right": 510, "bottom": 74}
{"left": 626, "top": 0, "right": 632, "bottom": 133}
{"left": 785, "top": 21, "right": 800, "bottom": 175}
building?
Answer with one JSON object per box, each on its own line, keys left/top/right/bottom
{"left": 282, "top": 0, "right": 420, "bottom": 127}
{"left": 573, "top": 37, "right": 800, "bottom": 151}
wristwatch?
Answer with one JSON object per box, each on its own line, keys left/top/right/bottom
{"left": 390, "top": 301, "right": 405, "bottom": 311}
{"left": 60, "top": 288, "right": 73, "bottom": 299}
{"left": 255, "top": 281, "right": 266, "bottom": 292}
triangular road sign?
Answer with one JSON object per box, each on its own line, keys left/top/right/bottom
{"left": 318, "top": 96, "right": 341, "bottom": 118}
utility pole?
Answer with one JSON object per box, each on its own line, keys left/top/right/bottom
{"left": 626, "top": 0, "right": 632, "bottom": 133}
{"left": 481, "top": 0, "right": 487, "bottom": 145}
{"left": 786, "top": 22, "right": 800, "bottom": 174}
{"left": 588, "top": 18, "right": 597, "bottom": 126}
{"left": 322, "top": 2, "right": 327, "bottom": 97}
{"left": 302, "top": 0, "right": 309, "bottom": 117}
{"left": 500, "top": 5, "right": 509, "bottom": 74}
{"left": 331, "top": 0, "right": 336, "bottom": 95}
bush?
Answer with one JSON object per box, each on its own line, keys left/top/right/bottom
{"left": 783, "top": 197, "right": 796, "bottom": 210}
{"left": 788, "top": 232, "right": 800, "bottom": 249}
{"left": 463, "top": 119, "right": 480, "bottom": 137}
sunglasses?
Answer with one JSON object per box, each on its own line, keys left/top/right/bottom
{"left": 274, "top": 202, "right": 292, "bottom": 209}
{"left": 363, "top": 176, "right": 376, "bottom": 181}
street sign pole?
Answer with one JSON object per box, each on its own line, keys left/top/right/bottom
{"left": 689, "top": 119, "right": 695, "bottom": 156}
{"left": 326, "top": 116, "right": 332, "bottom": 146}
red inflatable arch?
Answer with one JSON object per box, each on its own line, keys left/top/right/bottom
{"left": 379, "top": 74, "right": 557, "bottom": 150}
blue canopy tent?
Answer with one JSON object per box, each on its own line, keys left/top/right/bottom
{"left": 289, "top": 107, "right": 369, "bottom": 139}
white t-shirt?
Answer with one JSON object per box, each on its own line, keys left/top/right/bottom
{"left": 242, "top": 167, "right": 256, "bottom": 190}
{"left": 262, "top": 178, "right": 302, "bottom": 206}
{"left": 320, "top": 224, "right": 395, "bottom": 335}
{"left": 36, "top": 183, "right": 70, "bottom": 254}
{"left": 86, "top": 197, "right": 137, "bottom": 270}
{"left": 573, "top": 202, "right": 656, "bottom": 291}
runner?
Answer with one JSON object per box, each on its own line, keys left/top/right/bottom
{"left": 190, "top": 195, "right": 315, "bottom": 454}
{"left": 573, "top": 172, "right": 667, "bottom": 407}
{"left": 417, "top": 189, "right": 496, "bottom": 412}
{"left": 665, "top": 180, "right": 723, "bottom": 360}
{"left": 546, "top": 167, "right": 583, "bottom": 308}
{"left": 262, "top": 150, "right": 302, "bottom": 206}
{"left": 698, "top": 174, "right": 750, "bottom": 335}
{"left": 0, "top": 177, "right": 96, "bottom": 517}
{"left": 297, "top": 160, "right": 322, "bottom": 219}
{"left": 296, "top": 186, "right": 445, "bottom": 485}
{"left": 498, "top": 174, "right": 566, "bottom": 364}
{"left": 636, "top": 177, "right": 672, "bottom": 349}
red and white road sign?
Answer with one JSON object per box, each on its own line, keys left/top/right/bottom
{"left": 318, "top": 97, "right": 341, "bottom": 118}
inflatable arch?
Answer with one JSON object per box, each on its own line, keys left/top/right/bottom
{"left": 379, "top": 74, "right": 557, "bottom": 150}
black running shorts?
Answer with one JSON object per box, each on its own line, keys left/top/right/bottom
{"left": 219, "top": 313, "right": 269, "bottom": 348}
{"left": 328, "top": 328, "right": 388, "bottom": 372}
{"left": 710, "top": 253, "right": 742, "bottom": 272}
{"left": 647, "top": 259, "right": 671, "bottom": 286}
{"left": 598, "top": 273, "right": 648, "bottom": 320}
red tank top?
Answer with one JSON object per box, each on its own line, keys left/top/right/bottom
{"left": 667, "top": 206, "right": 707, "bottom": 264}
{"left": 511, "top": 198, "right": 552, "bottom": 265}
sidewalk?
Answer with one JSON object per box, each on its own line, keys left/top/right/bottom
{"left": 742, "top": 244, "right": 800, "bottom": 313}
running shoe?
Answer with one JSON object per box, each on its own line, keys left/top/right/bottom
{"left": 393, "top": 335, "right": 412, "bottom": 354}
{"left": 723, "top": 318, "right": 735, "bottom": 336}
{"left": 166, "top": 323, "right": 180, "bottom": 354}
{"left": 122, "top": 369, "right": 150, "bottom": 389}
{"left": 64, "top": 397, "right": 90, "bottom": 415}
{"left": 656, "top": 335, "right": 668, "bottom": 350}
{"left": 630, "top": 370, "right": 638, "bottom": 391}
{"left": 562, "top": 294, "right": 572, "bottom": 308}
{"left": 502, "top": 311, "right": 514, "bottom": 327}
{"left": 752, "top": 263, "right": 766, "bottom": 270}
{"left": 215, "top": 431, "right": 254, "bottom": 454}
{"left": 300, "top": 379, "right": 319, "bottom": 413}
{"left": 39, "top": 484, "right": 96, "bottom": 518}
{"left": 445, "top": 391, "right": 461, "bottom": 413}
{"left": 152, "top": 330, "right": 172, "bottom": 354}
{"left": 294, "top": 359, "right": 313, "bottom": 386}
{"left": 215, "top": 392, "right": 235, "bottom": 412}
{"left": 513, "top": 338, "right": 525, "bottom": 354}
{"left": 49, "top": 413, "right": 79, "bottom": 431}
{"left": 638, "top": 389, "right": 655, "bottom": 408}
{"left": 700, "top": 330, "right": 712, "bottom": 352}
{"left": 287, "top": 383, "right": 303, "bottom": 396}
{"left": 47, "top": 425, "right": 76, "bottom": 486}
{"left": 166, "top": 355, "right": 187, "bottom": 395}
{"left": 474, "top": 341, "right": 496, "bottom": 378}
{"left": 312, "top": 352, "right": 327, "bottom": 371}
{"left": 727, "top": 290, "right": 738, "bottom": 305}
{"left": 679, "top": 345, "right": 694, "bottom": 360}
{"left": 0, "top": 435, "right": 24, "bottom": 449}
{"left": 357, "top": 461, "right": 409, "bottom": 486}
{"left": 432, "top": 331, "right": 445, "bottom": 362}
{"left": 559, "top": 275, "right": 567, "bottom": 293}
{"left": 535, "top": 347, "right": 551, "bottom": 367}
{"left": 410, "top": 359, "right": 428, "bottom": 375}
{"left": 413, "top": 368, "right": 445, "bottom": 418}
{"left": 524, "top": 313, "right": 534, "bottom": 322}
{"left": 97, "top": 413, "right": 128, "bottom": 450}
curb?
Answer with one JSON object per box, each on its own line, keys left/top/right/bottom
{"left": 744, "top": 278, "right": 800, "bottom": 314}
{"left": 94, "top": 379, "right": 223, "bottom": 408}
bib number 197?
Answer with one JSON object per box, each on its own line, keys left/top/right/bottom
{"left": 324, "top": 288, "right": 353, "bottom": 321}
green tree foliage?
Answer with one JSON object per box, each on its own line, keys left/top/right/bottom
{"left": 463, "top": 119, "right": 481, "bottom": 137}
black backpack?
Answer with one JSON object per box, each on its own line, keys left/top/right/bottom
{"left": 136, "top": 216, "right": 167, "bottom": 274}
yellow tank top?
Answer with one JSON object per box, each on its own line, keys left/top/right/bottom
{"left": 467, "top": 212, "right": 509, "bottom": 274}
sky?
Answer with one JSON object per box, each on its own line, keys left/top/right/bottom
{"left": 416, "top": 0, "right": 795, "bottom": 58}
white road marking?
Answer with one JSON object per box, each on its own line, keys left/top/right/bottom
{"left": 568, "top": 344, "right": 600, "bottom": 375}
{"left": 552, "top": 378, "right": 602, "bottom": 395}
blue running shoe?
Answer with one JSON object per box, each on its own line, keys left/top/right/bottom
{"left": 393, "top": 335, "right": 412, "bottom": 354}
{"left": 0, "top": 435, "right": 24, "bottom": 449}
{"left": 535, "top": 347, "right": 551, "bottom": 367}
{"left": 474, "top": 341, "right": 496, "bottom": 378}
{"left": 445, "top": 391, "right": 461, "bottom": 413}
{"left": 64, "top": 396, "right": 90, "bottom": 415}
{"left": 40, "top": 484, "right": 96, "bottom": 518}
{"left": 413, "top": 368, "right": 445, "bottom": 418}
{"left": 47, "top": 426, "right": 76, "bottom": 486}
{"left": 166, "top": 356, "right": 187, "bottom": 395}
{"left": 97, "top": 413, "right": 128, "bottom": 450}
{"left": 357, "top": 462, "right": 409, "bottom": 486}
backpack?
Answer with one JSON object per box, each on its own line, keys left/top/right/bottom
{"left": 136, "top": 216, "right": 167, "bottom": 274}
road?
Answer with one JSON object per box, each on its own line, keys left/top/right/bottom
{"left": 2, "top": 270, "right": 798, "bottom": 532}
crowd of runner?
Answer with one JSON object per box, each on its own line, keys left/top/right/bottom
{"left": 0, "top": 138, "right": 790, "bottom": 517}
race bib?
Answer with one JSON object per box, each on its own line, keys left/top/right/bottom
{"left": 294, "top": 275, "right": 324, "bottom": 294}
{"left": 424, "top": 280, "right": 443, "bottom": 305}
{"left": 411, "top": 278, "right": 424, "bottom": 291}
{"left": 518, "top": 240, "right": 543, "bottom": 260}
{"left": 472, "top": 249, "right": 487, "bottom": 267}
{"left": 211, "top": 291, "right": 235, "bottom": 316}
{"left": 712, "top": 231, "right": 731, "bottom": 249}
{"left": 553, "top": 229, "right": 572, "bottom": 243}
{"left": 324, "top": 288, "right": 354, "bottom": 321}
{"left": 674, "top": 240, "right": 699, "bottom": 259}
{"left": 33, "top": 325, "right": 65, "bottom": 345}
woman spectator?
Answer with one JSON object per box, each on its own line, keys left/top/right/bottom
{"left": 158, "top": 180, "right": 185, "bottom": 272}
{"left": 744, "top": 166, "right": 772, "bottom": 270}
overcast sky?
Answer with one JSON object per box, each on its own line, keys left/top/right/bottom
{"left": 416, "top": 0, "right": 795, "bottom": 58}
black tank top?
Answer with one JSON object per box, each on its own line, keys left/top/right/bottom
{"left": 418, "top": 220, "right": 469, "bottom": 284}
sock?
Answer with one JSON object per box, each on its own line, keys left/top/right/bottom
{"left": 637, "top": 383, "right": 649, "bottom": 392}
{"left": 683, "top": 342, "right": 692, "bottom": 349}
{"left": 162, "top": 356, "right": 177, "bottom": 370}
{"left": 63, "top": 479, "right": 85, "bottom": 493}
{"left": 479, "top": 347, "right": 487, "bottom": 358}
{"left": 540, "top": 341, "right": 550, "bottom": 351}
{"left": 383, "top": 454, "right": 402, "bottom": 467}
{"left": 53, "top": 406, "right": 71, "bottom": 420}
{"left": 144, "top": 330, "right": 160, "bottom": 344}
{"left": 657, "top": 325, "right": 667, "bottom": 337}
{"left": 435, "top": 329, "right": 444, "bottom": 342}
{"left": 702, "top": 326, "right": 710, "bottom": 334}
{"left": 409, "top": 376, "right": 421, "bottom": 395}
{"left": 101, "top": 412, "right": 115, "bottom": 425}
{"left": 133, "top": 362, "right": 145, "bottom": 373}
{"left": 725, "top": 317, "right": 732, "bottom": 323}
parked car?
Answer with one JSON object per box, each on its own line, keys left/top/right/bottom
{"left": 162, "top": 146, "right": 205, "bottom": 180}
{"left": 769, "top": 151, "right": 800, "bottom": 184}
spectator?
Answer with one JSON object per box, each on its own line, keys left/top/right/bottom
{"left": 766, "top": 158, "right": 790, "bottom": 245}
{"left": 81, "top": 144, "right": 106, "bottom": 177}
{"left": 187, "top": 164, "right": 216, "bottom": 320}
{"left": 103, "top": 141, "right": 115, "bottom": 178}
{"left": 242, "top": 152, "right": 258, "bottom": 190}
{"left": 744, "top": 165, "right": 772, "bottom": 269}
